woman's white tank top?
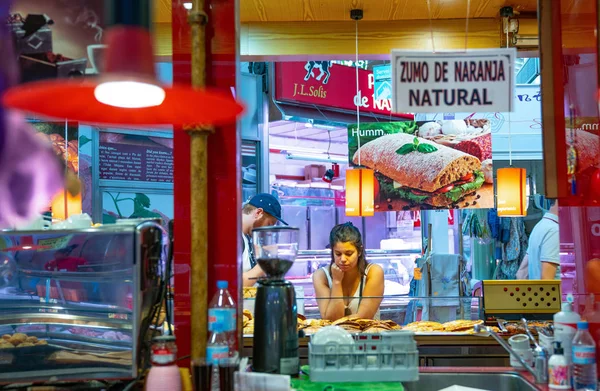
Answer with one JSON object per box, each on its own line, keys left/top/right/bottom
{"left": 322, "top": 264, "right": 381, "bottom": 320}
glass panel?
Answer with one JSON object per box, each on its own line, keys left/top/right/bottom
{"left": 242, "top": 140, "right": 259, "bottom": 203}
{"left": 0, "top": 227, "right": 139, "bottom": 380}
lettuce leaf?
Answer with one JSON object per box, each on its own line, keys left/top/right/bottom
{"left": 442, "top": 171, "right": 485, "bottom": 202}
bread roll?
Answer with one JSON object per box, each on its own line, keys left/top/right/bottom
{"left": 353, "top": 133, "right": 481, "bottom": 192}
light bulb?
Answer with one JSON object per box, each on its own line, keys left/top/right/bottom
{"left": 183, "top": 2, "right": 193, "bottom": 10}
{"left": 94, "top": 81, "right": 166, "bottom": 108}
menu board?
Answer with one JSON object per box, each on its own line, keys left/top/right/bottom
{"left": 99, "top": 133, "right": 173, "bottom": 183}
{"left": 348, "top": 121, "right": 494, "bottom": 211}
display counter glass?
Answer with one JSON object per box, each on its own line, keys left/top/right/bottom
{"left": 0, "top": 223, "right": 165, "bottom": 382}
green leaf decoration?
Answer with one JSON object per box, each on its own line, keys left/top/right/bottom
{"left": 79, "top": 135, "right": 92, "bottom": 148}
{"left": 396, "top": 144, "right": 417, "bottom": 155}
{"left": 135, "top": 193, "right": 151, "bottom": 208}
{"left": 413, "top": 137, "right": 419, "bottom": 145}
{"left": 417, "top": 143, "right": 438, "bottom": 153}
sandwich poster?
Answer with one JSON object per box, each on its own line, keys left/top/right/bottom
{"left": 348, "top": 121, "right": 494, "bottom": 211}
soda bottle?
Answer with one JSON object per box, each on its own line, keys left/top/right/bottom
{"left": 573, "top": 321, "right": 598, "bottom": 391}
{"left": 208, "top": 280, "right": 236, "bottom": 354}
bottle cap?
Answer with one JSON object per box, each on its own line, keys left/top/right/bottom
{"left": 554, "top": 341, "right": 564, "bottom": 355}
{"left": 578, "top": 321, "right": 589, "bottom": 330}
{"left": 217, "top": 280, "right": 228, "bottom": 289}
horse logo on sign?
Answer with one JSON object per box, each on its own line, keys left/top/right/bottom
{"left": 304, "top": 61, "right": 331, "bottom": 84}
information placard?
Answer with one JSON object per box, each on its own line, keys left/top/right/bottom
{"left": 392, "top": 49, "right": 516, "bottom": 113}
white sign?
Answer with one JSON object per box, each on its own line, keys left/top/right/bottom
{"left": 391, "top": 49, "right": 516, "bottom": 113}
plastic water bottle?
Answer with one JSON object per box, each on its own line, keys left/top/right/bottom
{"left": 573, "top": 321, "right": 598, "bottom": 391}
{"left": 206, "top": 324, "right": 229, "bottom": 391}
{"left": 208, "top": 280, "right": 236, "bottom": 354}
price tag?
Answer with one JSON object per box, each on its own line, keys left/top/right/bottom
{"left": 414, "top": 267, "right": 422, "bottom": 280}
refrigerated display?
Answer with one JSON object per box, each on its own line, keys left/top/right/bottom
{"left": 0, "top": 222, "right": 166, "bottom": 381}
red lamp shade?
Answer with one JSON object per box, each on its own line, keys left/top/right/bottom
{"left": 2, "top": 27, "right": 244, "bottom": 126}
{"left": 496, "top": 167, "right": 528, "bottom": 217}
{"left": 345, "top": 168, "right": 375, "bottom": 217}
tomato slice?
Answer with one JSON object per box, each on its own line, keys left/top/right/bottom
{"left": 411, "top": 189, "right": 431, "bottom": 196}
{"left": 460, "top": 173, "right": 474, "bottom": 182}
{"left": 435, "top": 184, "right": 455, "bottom": 194}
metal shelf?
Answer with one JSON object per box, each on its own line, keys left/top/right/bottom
{"left": 17, "top": 268, "right": 134, "bottom": 283}
{"left": 0, "top": 313, "right": 132, "bottom": 329}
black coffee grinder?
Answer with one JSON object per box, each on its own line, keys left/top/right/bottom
{"left": 252, "top": 226, "right": 300, "bottom": 375}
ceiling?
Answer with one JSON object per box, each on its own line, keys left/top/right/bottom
{"left": 156, "top": 1, "right": 545, "bottom": 24}
{"left": 239, "top": 0, "right": 537, "bottom": 22}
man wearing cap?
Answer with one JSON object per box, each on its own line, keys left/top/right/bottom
{"left": 242, "top": 193, "right": 287, "bottom": 287}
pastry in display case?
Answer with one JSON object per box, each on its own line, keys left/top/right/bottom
{"left": 0, "top": 221, "right": 166, "bottom": 382}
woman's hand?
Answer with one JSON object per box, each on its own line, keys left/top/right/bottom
{"left": 331, "top": 263, "right": 345, "bottom": 284}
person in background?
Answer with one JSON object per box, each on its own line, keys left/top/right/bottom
{"left": 313, "top": 223, "right": 384, "bottom": 321}
{"left": 520, "top": 199, "right": 560, "bottom": 280}
{"left": 241, "top": 193, "right": 287, "bottom": 287}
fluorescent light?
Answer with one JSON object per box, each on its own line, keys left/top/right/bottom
{"left": 94, "top": 81, "right": 166, "bottom": 108}
{"left": 514, "top": 35, "right": 538, "bottom": 48}
{"left": 270, "top": 144, "right": 326, "bottom": 154}
{"left": 286, "top": 153, "right": 348, "bottom": 164}
{"left": 183, "top": 2, "right": 193, "bottom": 10}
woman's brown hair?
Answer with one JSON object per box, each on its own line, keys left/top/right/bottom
{"left": 328, "top": 222, "right": 368, "bottom": 278}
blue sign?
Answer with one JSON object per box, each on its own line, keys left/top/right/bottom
{"left": 373, "top": 65, "right": 392, "bottom": 102}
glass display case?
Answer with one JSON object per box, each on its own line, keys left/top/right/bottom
{"left": 243, "top": 249, "right": 482, "bottom": 325}
{"left": 0, "top": 222, "right": 165, "bottom": 382}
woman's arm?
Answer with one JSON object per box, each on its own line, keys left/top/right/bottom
{"left": 312, "top": 269, "right": 346, "bottom": 321}
{"left": 356, "top": 264, "right": 385, "bottom": 319}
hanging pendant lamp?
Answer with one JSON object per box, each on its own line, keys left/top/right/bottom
{"left": 346, "top": 167, "right": 375, "bottom": 217}
{"left": 2, "top": 26, "right": 243, "bottom": 126}
{"left": 496, "top": 25, "right": 526, "bottom": 218}
{"left": 496, "top": 167, "right": 527, "bottom": 217}
{"left": 345, "top": 8, "right": 374, "bottom": 217}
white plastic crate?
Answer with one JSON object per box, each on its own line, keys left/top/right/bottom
{"left": 309, "top": 330, "right": 419, "bottom": 383}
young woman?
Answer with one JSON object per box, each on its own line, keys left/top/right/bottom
{"left": 312, "top": 223, "right": 384, "bottom": 321}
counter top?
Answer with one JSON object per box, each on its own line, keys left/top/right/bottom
{"left": 244, "top": 334, "right": 509, "bottom": 346}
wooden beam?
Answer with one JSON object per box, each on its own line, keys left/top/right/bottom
{"left": 153, "top": 22, "right": 172, "bottom": 58}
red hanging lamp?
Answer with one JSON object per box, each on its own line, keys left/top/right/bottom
{"left": 2, "top": 26, "right": 243, "bottom": 126}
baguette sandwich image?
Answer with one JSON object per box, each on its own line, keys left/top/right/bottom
{"left": 352, "top": 133, "right": 485, "bottom": 207}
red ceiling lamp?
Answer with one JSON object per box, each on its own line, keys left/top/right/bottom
{"left": 2, "top": 1, "right": 243, "bottom": 362}
{"left": 2, "top": 26, "right": 243, "bottom": 126}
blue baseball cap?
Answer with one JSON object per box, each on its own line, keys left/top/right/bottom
{"left": 248, "top": 193, "right": 287, "bottom": 225}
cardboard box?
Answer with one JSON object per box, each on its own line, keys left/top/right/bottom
{"left": 304, "top": 164, "right": 326, "bottom": 180}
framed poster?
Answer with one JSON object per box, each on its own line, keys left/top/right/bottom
{"left": 348, "top": 121, "right": 494, "bottom": 211}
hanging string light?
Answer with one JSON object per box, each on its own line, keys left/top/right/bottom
{"left": 345, "top": 9, "right": 374, "bottom": 217}
{"left": 497, "top": 9, "right": 527, "bottom": 217}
